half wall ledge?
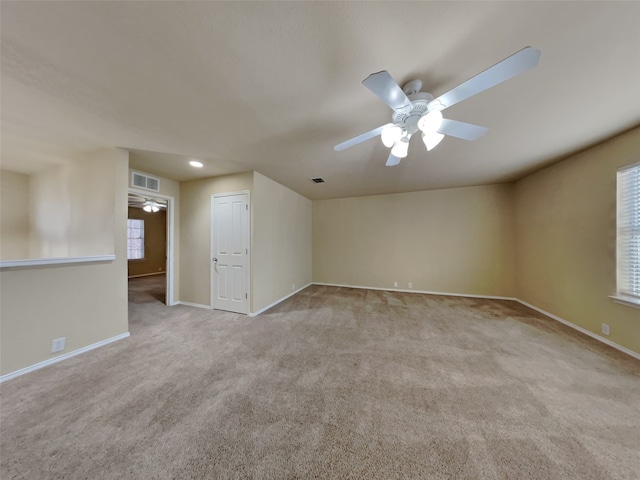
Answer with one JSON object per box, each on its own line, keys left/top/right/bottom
{"left": 0, "top": 255, "right": 116, "bottom": 270}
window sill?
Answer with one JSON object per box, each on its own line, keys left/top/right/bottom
{"left": 609, "top": 295, "right": 640, "bottom": 310}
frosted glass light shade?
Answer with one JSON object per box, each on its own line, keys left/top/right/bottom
{"left": 143, "top": 201, "right": 160, "bottom": 213}
{"left": 418, "top": 110, "right": 443, "bottom": 134}
{"left": 422, "top": 132, "right": 445, "bottom": 151}
{"left": 391, "top": 137, "right": 410, "bottom": 158}
{"left": 381, "top": 125, "right": 403, "bottom": 148}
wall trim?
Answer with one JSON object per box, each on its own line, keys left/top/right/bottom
{"left": 514, "top": 299, "right": 640, "bottom": 361}
{"left": 0, "top": 332, "right": 130, "bottom": 383}
{"left": 312, "top": 282, "right": 516, "bottom": 301}
{"left": 249, "top": 283, "right": 312, "bottom": 317}
{"left": 127, "top": 271, "right": 165, "bottom": 279}
{"left": 0, "top": 255, "right": 115, "bottom": 270}
{"left": 608, "top": 295, "right": 640, "bottom": 310}
{"left": 176, "top": 301, "right": 213, "bottom": 309}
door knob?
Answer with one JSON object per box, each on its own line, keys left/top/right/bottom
{"left": 213, "top": 257, "right": 218, "bottom": 262}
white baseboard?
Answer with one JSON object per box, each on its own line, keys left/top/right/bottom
{"left": 514, "top": 299, "right": 640, "bottom": 361}
{"left": 128, "top": 271, "right": 165, "bottom": 279}
{"left": 312, "top": 282, "right": 516, "bottom": 301}
{"left": 176, "top": 301, "right": 213, "bottom": 309}
{"left": 0, "top": 332, "right": 130, "bottom": 383}
{"left": 249, "top": 283, "right": 312, "bottom": 317}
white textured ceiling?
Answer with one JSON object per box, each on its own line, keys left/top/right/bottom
{"left": 2, "top": 1, "right": 639, "bottom": 200}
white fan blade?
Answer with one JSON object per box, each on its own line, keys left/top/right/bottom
{"left": 438, "top": 119, "right": 489, "bottom": 141}
{"left": 386, "top": 152, "right": 401, "bottom": 167}
{"left": 431, "top": 47, "right": 540, "bottom": 111}
{"left": 362, "top": 71, "right": 413, "bottom": 112}
{"left": 334, "top": 123, "right": 392, "bottom": 152}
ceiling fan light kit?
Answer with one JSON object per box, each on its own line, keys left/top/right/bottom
{"left": 391, "top": 137, "right": 410, "bottom": 158}
{"left": 422, "top": 131, "right": 445, "bottom": 151}
{"left": 417, "top": 110, "right": 443, "bottom": 134}
{"left": 381, "top": 125, "right": 403, "bottom": 148}
{"left": 142, "top": 200, "right": 161, "bottom": 213}
{"left": 334, "top": 46, "right": 541, "bottom": 166}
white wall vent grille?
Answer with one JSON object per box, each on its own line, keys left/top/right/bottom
{"left": 131, "top": 172, "right": 160, "bottom": 192}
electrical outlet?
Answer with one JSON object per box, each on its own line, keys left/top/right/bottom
{"left": 291, "top": 284, "right": 295, "bottom": 291}
{"left": 51, "top": 337, "right": 66, "bottom": 353}
{"left": 393, "top": 281, "right": 398, "bottom": 287}
{"left": 601, "top": 323, "right": 610, "bottom": 336}
{"left": 408, "top": 282, "right": 413, "bottom": 289}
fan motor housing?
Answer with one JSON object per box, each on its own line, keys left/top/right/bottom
{"left": 391, "top": 92, "right": 434, "bottom": 129}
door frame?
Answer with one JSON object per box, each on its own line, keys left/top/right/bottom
{"left": 128, "top": 187, "right": 177, "bottom": 306}
{"left": 210, "top": 190, "right": 251, "bottom": 314}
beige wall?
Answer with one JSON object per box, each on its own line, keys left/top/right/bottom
{"left": 179, "top": 172, "right": 253, "bottom": 306}
{"left": 1, "top": 148, "right": 129, "bottom": 376}
{"left": 252, "top": 172, "right": 312, "bottom": 312}
{"left": 313, "top": 184, "right": 515, "bottom": 297}
{"left": 27, "top": 156, "right": 117, "bottom": 258}
{"left": 0, "top": 170, "right": 30, "bottom": 260}
{"left": 514, "top": 126, "right": 640, "bottom": 354}
{"left": 127, "top": 207, "right": 167, "bottom": 277}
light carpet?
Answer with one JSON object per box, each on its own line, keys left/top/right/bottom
{"left": 1, "top": 277, "right": 639, "bottom": 479}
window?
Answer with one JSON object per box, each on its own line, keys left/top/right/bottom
{"left": 616, "top": 162, "right": 640, "bottom": 306}
{"left": 127, "top": 219, "right": 145, "bottom": 260}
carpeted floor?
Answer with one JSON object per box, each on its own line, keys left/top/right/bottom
{"left": 1, "top": 277, "right": 639, "bottom": 479}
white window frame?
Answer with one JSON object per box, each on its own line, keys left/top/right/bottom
{"left": 612, "top": 162, "right": 640, "bottom": 309}
{"left": 127, "top": 219, "right": 145, "bottom": 261}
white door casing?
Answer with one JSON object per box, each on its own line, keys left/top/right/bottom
{"left": 211, "top": 192, "right": 249, "bottom": 314}
{"left": 128, "top": 188, "right": 176, "bottom": 306}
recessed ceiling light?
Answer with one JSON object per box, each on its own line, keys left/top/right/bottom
{"left": 189, "top": 160, "right": 203, "bottom": 168}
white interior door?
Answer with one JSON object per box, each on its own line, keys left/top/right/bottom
{"left": 211, "top": 193, "right": 249, "bottom": 314}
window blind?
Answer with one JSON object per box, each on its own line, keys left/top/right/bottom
{"left": 127, "top": 219, "right": 145, "bottom": 260}
{"left": 617, "top": 162, "right": 640, "bottom": 299}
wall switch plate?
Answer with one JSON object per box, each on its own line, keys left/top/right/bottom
{"left": 601, "top": 323, "right": 610, "bottom": 336}
{"left": 51, "top": 337, "right": 66, "bottom": 353}
{"left": 408, "top": 282, "right": 413, "bottom": 289}
{"left": 393, "top": 281, "right": 398, "bottom": 287}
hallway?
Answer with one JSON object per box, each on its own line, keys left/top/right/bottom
{"left": 128, "top": 274, "right": 166, "bottom": 305}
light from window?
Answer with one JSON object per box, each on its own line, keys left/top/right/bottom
{"left": 617, "top": 162, "right": 640, "bottom": 300}
{"left": 127, "top": 219, "right": 144, "bottom": 260}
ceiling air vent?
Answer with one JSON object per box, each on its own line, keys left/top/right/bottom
{"left": 131, "top": 172, "right": 160, "bottom": 192}
{"left": 310, "top": 177, "right": 325, "bottom": 184}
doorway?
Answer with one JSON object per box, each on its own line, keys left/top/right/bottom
{"left": 128, "top": 189, "right": 176, "bottom": 306}
{"left": 211, "top": 192, "right": 250, "bottom": 314}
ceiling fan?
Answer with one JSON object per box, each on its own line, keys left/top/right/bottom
{"left": 334, "top": 47, "right": 541, "bottom": 166}
{"left": 128, "top": 194, "right": 167, "bottom": 212}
